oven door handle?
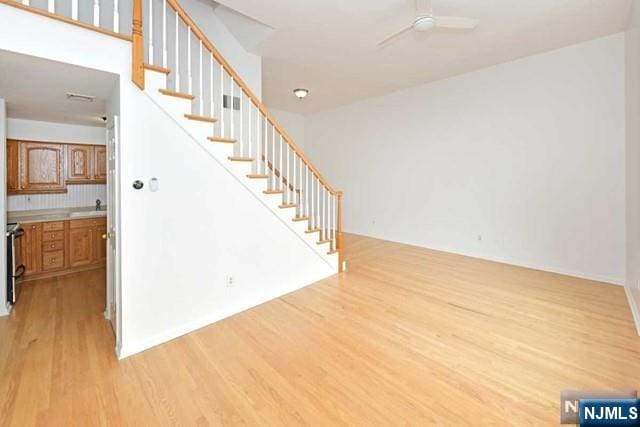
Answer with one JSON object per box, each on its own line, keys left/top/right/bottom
{"left": 14, "top": 229, "right": 25, "bottom": 238}
{"left": 14, "top": 265, "right": 25, "bottom": 279}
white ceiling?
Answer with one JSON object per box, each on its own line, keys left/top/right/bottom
{"left": 213, "top": 0, "right": 633, "bottom": 114}
{"left": 0, "top": 50, "right": 118, "bottom": 127}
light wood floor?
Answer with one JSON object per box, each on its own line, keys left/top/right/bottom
{"left": 1, "top": 234, "right": 639, "bottom": 425}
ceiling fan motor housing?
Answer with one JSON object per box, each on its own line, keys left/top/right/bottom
{"left": 413, "top": 16, "right": 435, "bottom": 32}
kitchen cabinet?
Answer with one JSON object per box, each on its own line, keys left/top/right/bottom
{"left": 20, "top": 217, "right": 106, "bottom": 280}
{"left": 7, "top": 140, "right": 107, "bottom": 194}
{"left": 19, "top": 141, "right": 65, "bottom": 193}
{"left": 66, "top": 144, "right": 93, "bottom": 182}
{"left": 7, "top": 139, "right": 19, "bottom": 194}
{"left": 66, "top": 144, "right": 107, "bottom": 184}
{"left": 21, "top": 223, "right": 42, "bottom": 276}
{"left": 93, "top": 146, "right": 107, "bottom": 183}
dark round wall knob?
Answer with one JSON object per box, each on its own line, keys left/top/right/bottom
{"left": 133, "top": 180, "right": 144, "bottom": 190}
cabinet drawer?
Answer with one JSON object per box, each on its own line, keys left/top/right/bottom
{"left": 70, "top": 218, "right": 106, "bottom": 229}
{"left": 42, "top": 241, "right": 64, "bottom": 252}
{"left": 42, "top": 250, "right": 64, "bottom": 271}
{"left": 42, "top": 221, "right": 64, "bottom": 232}
{"left": 42, "top": 230, "right": 64, "bottom": 242}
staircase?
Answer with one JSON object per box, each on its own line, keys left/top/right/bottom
{"left": 1, "top": 0, "right": 344, "bottom": 272}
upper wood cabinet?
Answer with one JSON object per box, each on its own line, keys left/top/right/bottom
{"left": 7, "top": 140, "right": 107, "bottom": 194}
{"left": 93, "top": 146, "right": 107, "bottom": 183}
{"left": 7, "top": 139, "right": 20, "bottom": 194}
{"left": 19, "top": 142, "right": 65, "bottom": 193}
{"left": 66, "top": 144, "right": 93, "bottom": 182}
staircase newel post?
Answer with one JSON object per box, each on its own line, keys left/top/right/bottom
{"left": 132, "top": 0, "right": 145, "bottom": 89}
{"left": 337, "top": 191, "right": 344, "bottom": 272}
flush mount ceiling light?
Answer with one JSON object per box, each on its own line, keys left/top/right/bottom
{"left": 293, "top": 88, "right": 309, "bottom": 99}
{"left": 66, "top": 92, "right": 95, "bottom": 102}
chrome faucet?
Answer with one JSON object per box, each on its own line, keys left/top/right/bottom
{"left": 96, "top": 199, "right": 102, "bottom": 211}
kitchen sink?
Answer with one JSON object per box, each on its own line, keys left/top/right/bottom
{"left": 68, "top": 210, "right": 106, "bottom": 218}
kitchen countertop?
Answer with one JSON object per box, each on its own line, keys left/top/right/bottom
{"left": 8, "top": 206, "right": 107, "bottom": 224}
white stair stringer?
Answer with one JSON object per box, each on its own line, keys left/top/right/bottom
{"left": 143, "top": 69, "right": 339, "bottom": 269}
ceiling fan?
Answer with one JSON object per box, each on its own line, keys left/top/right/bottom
{"left": 378, "top": 0, "right": 479, "bottom": 47}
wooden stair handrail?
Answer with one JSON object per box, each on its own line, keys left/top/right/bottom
{"left": 164, "top": 0, "right": 339, "bottom": 195}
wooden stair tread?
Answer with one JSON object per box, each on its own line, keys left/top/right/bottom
{"left": 228, "top": 156, "right": 254, "bottom": 162}
{"left": 144, "top": 63, "right": 171, "bottom": 74}
{"left": 305, "top": 228, "right": 321, "bottom": 234}
{"left": 292, "top": 216, "right": 309, "bottom": 222}
{"left": 327, "top": 249, "right": 338, "bottom": 255}
{"left": 316, "top": 239, "right": 331, "bottom": 245}
{"left": 159, "top": 88, "right": 195, "bottom": 100}
{"left": 247, "top": 174, "right": 269, "bottom": 179}
{"left": 208, "top": 136, "right": 236, "bottom": 144}
{"left": 263, "top": 190, "right": 284, "bottom": 194}
{"left": 278, "top": 203, "right": 297, "bottom": 209}
{"left": 185, "top": 114, "right": 218, "bottom": 123}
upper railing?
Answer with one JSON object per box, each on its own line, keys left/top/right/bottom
{"left": 1, "top": 0, "right": 344, "bottom": 271}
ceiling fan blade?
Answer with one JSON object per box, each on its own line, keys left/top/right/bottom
{"left": 415, "top": 0, "right": 432, "bottom": 16}
{"left": 377, "top": 24, "right": 413, "bottom": 47}
{"left": 435, "top": 16, "right": 479, "bottom": 29}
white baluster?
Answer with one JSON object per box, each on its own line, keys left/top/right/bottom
{"left": 162, "top": 0, "right": 167, "bottom": 67}
{"left": 209, "top": 55, "right": 214, "bottom": 118}
{"left": 198, "top": 40, "right": 203, "bottom": 115}
{"left": 48, "top": 0, "right": 54, "bottom": 13}
{"left": 230, "top": 81, "right": 234, "bottom": 140}
{"left": 220, "top": 65, "right": 224, "bottom": 138}
{"left": 175, "top": 11, "right": 180, "bottom": 92}
{"left": 304, "top": 165, "right": 309, "bottom": 220}
{"left": 271, "top": 125, "right": 276, "bottom": 189}
{"left": 284, "top": 144, "right": 289, "bottom": 205}
{"left": 148, "top": 0, "right": 153, "bottom": 64}
{"left": 113, "top": 0, "right": 119, "bottom": 32}
{"left": 72, "top": 0, "right": 78, "bottom": 20}
{"left": 187, "top": 27, "right": 192, "bottom": 95}
{"left": 21, "top": 0, "right": 29, "bottom": 5}
{"left": 93, "top": 0, "right": 100, "bottom": 27}
{"left": 248, "top": 102, "right": 252, "bottom": 163}
{"left": 239, "top": 90, "right": 243, "bottom": 156}
{"left": 262, "top": 116, "right": 267, "bottom": 175}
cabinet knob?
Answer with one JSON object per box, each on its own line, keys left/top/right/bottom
{"left": 51, "top": 244, "right": 55, "bottom": 248}
{"left": 32, "top": 225, "right": 36, "bottom": 229}
{"left": 102, "top": 233, "right": 108, "bottom": 240}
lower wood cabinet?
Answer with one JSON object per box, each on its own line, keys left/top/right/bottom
{"left": 21, "top": 217, "right": 106, "bottom": 280}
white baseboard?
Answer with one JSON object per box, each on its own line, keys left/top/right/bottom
{"left": 346, "top": 229, "right": 624, "bottom": 286}
{"left": 625, "top": 286, "right": 640, "bottom": 336}
{"left": 117, "top": 273, "right": 333, "bottom": 360}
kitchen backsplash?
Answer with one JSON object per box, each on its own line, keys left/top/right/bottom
{"left": 8, "top": 184, "right": 107, "bottom": 211}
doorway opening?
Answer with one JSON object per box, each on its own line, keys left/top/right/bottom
{"left": 0, "top": 49, "right": 121, "bottom": 354}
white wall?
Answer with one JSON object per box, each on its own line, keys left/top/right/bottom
{"left": 7, "top": 118, "right": 106, "bottom": 145}
{"left": 270, "top": 108, "right": 306, "bottom": 151}
{"left": 0, "top": 99, "right": 8, "bottom": 316}
{"left": 626, "top": 1, "right": 640, "bottom": 333}
{"left": 7, "top": 185, "right": 106, "bottom": 211}
{"left": 305, "top": 33, "right": 626, "bottom": 285}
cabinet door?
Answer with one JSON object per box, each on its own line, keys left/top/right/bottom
{"left": 94, "top": 224, "right": 107, "bottom": 264}
{"left": 69, "top": 227, "right": 94, "bottom": 267}
{"left": 66, "top": 144, "right": 93, "bottom": 182}
{"left": 19, "top": 142, "right": 65, "bottom": 192}
{"left": 7, "top": 139, "right": 20, "bottom": 194}
{"left": 21, "top": 223, "right": 42, "bottom": 276}
{"left": 93, "top": 146, "right": 107, "bottom": 182}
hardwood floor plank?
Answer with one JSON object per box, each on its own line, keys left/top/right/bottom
{"left": 0, "top": 235, "right": 638, "bottom": 425}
